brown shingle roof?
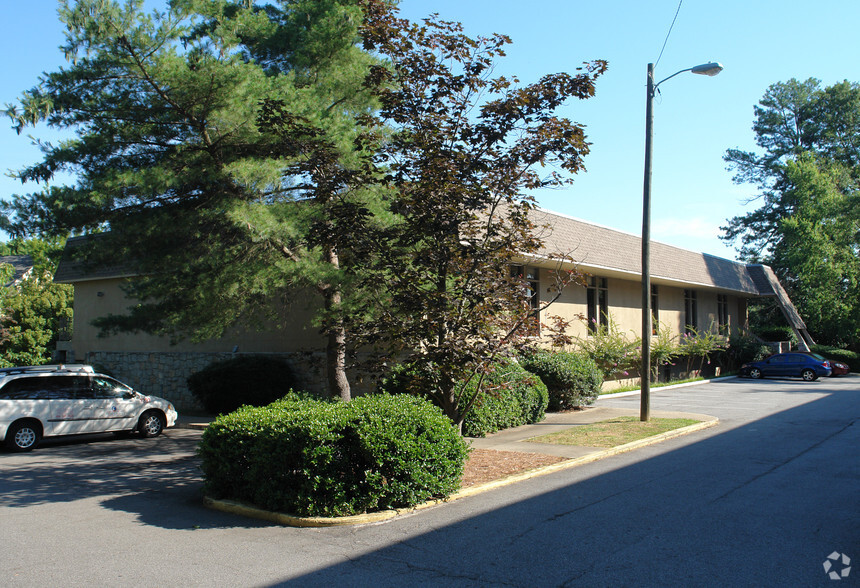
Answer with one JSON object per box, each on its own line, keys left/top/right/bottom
{"left": 53, "top": 209, "right": 779, "bottom": 297}
{"left": 0, "top": 255, "right": 34, "bottom": 286}
{"left": 53, "top": 236, "right": 135, "bottom": 284}
{"left": 528, "top": 208, "right": 763, "bottom": 295}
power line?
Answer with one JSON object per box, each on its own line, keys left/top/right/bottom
{"left": 654, "top": 0, "right": 683, "bottom": 70}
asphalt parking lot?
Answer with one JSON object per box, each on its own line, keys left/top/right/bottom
{"left": 1, "top": 375, "right": 858, "bottom": 586}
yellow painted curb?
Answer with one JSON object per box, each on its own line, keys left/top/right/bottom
{"left": 203, "top": 497, "right": 409, "bottom": 527}
{"left": 453, "top": 417, "right": 719, "bottom": 498}
{"left": 203, "top": 417, "right": 718, "bottom": 527}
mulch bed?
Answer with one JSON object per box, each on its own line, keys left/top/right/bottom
{"left": 461, "top": 448, "right": 568, "bottom": 487}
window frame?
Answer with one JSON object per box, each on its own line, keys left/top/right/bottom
{"left": 717, "top": 293, "right": 729, "bottom": 335}
{"left": 511, "top": 265, "right": 541, "bottom": 336}
{"left": 651, "top": 284, "right": 659, "bottom": 335}
{"left": 684, "top": 289, "right": 698, "bottom": 335}
{"left": 587, "top": 277, "right": 608, "bottom": 334}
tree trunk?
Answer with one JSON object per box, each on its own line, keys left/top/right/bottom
{"left": 325, "top": 313, "right": 351, "bottom": 402}
{"left": 438, "top": 378, "right": 464, "bottom": 434}
{"left": 323, "top": 244, "right": 351, "bottom": 402}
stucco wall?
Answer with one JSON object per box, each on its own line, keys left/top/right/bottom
{"left": 534, "top": 267, "right": 747, "bottom": 345}
{"left": 64, "top": 268, "right": 751, "bottom": 411}
{"left": 71, "top": 278, "right": 325, "bottom": 356}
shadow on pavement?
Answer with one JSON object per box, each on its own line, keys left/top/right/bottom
{"left": 275, "top": 381, "right": 859, "bottom": 586}
{"left": 0, "top": 429, "right": 268, "bottom": 530}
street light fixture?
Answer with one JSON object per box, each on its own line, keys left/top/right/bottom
{"left": 640, "top": 61, "right": 723, "bottom": 422}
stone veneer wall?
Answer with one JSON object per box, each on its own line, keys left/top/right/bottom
{"left": 85, "top": 351, "right": 328, "bottom": 412}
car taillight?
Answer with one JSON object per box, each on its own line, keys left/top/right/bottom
{"left": 823, "top": 361, "right": 830, "bottom": 368}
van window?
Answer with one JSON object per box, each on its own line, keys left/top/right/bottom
{"left": 88, "top": 376, "right": 134, "bottom": 399}
{"left": 0, "top": 376, "right": 88, "bottom": 400}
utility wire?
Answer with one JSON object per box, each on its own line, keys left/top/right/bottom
{"left": 654, "top": 0, "right": 683, "bottom": 70}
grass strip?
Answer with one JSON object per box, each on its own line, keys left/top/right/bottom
{"left": 528, "top": 416, "right": 702, "bottom": 448}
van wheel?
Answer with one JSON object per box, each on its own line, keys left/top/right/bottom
{"left": 138, "top": 411, "right": 165, "bottom": 438}
{"left": 5, "top": 421, "right": 42, "bottom": 452}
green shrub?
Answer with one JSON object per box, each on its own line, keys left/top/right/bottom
{"left": 519, "top": 350, "right": 603, "bottom": 411}
{"left": 378, "top": 359, "right": 548, "bottom": 437}
{"left": 187, "top": 355, "right": 298, "bottom": 415}
{"left": 460, "top": 360, "right": 548, "bottom": 437}
{"left": 573, "top": 315, "right": 639, "bottom": 379}
{"left": 811, "top": 345, "right": 859, "bottom": 372}
{"left": 755, "top": 325, "right": 796, "bottom": 342}
{"left": 197, "top": 395, "right": 469, "bottom": 517}
{"left": 377, "top": 361, "right": 435, "bottom": 398}
{"left": 725, "top": 332, "right": 771, "bottom": 369}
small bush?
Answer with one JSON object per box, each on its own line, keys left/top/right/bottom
{"left": 755, "top": 325, "right": 797, "bottom": 343}
{"left": 573, "top": 315, "right": 639, "bottom": 379}
{"left": 725, "top": 333, "right": 771, "bottom": 369}
{"left": 811, "top": 345, "right": 858, "bottom": 372}
{"left": 187, "top": 355, "right": 298, "bottom": 414}
{"left": 460, "top": 360, "right": 549, "bottom": 437}
{"left": 378, "top": 359, "right": 548, "bottom": 437}
{"left": 519, "top": 350, "right": 603, "bottom": 411}
{"left": 197, "top": 395, "right": 469, "bottom": 517}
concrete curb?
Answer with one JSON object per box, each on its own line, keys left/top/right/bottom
{"left": 203, "top": 416, "right": 719, "bottom": 528}
{"left": 598, "top": 375, "right": 739, "bottom": 399}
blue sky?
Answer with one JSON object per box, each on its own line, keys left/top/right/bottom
{"left": 1, "top": 1, "right": 856, "bottom": 261}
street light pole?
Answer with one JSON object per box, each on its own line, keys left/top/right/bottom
{"left": 640, "top": 61, "right": 723, "bottom": 422}
{"left": 641, "top": 63, "right": 655, "bottom": 422}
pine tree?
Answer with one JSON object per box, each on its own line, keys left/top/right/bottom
{"left": 3, "top": 0, "right": 381, "bottom": 399}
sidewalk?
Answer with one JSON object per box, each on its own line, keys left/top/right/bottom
{"left": 467, "top": 405, "right": 717, "bottom": 459}
{"left": 467, "top": 379, "right": 727, "bottom": 457}
{"left": 176, "top": 414, "right": 215, "bottom": 429}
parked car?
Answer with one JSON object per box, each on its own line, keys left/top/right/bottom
{"left": 741, "top": 352, "right": 832, "bottom": 381}
{"left": 795, "top": 352, "right": 851, "bottom": 377}
{"left": 0, "top": 364, "right": 178, "bottom": 452}
{"left": 828, "top": 360, "right": 850, "bottom": 376}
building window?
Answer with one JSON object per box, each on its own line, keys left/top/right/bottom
{"left": 511, "top": 265, "right": 540, "bottom": 335}
{"left": 717, "top": 294, "right": 729, "bottom": 335}
{"left": 651, "top": 284, "right": 659, "bottom": 335}
{"left": 587, "top": 277, "right": 608, "bottom": 333}
{"left": 684, "top": 289, "right": 698, "bottom": 335}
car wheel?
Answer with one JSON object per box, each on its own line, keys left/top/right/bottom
{"left": 801, "top": 368, "right": 817, "bottom": 382}
{"left": 138, "top": 411, "right": 165, "bottom": 438}
{"left": 5, "top": 421, "right": 42, "bottom": 452}
{"left": 749, "top": 367, "right": 763, "bottom": 379}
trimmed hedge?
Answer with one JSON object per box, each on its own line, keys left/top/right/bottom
{"left": 811, "top": 345, "right": 859, "bottom": 372}
{"left": 724, "top": 333, "right": 771, "bottom": 369}
{"left": 197, "top": 395, "right": 469, "bottom": 517}
{"left": 519, "top": 350, "right": 602, "bottom": 411}
{"left": 378, "top": 359, "right": 548, "bottom": 438}
{"left": 460, "top": 360, "right": 549, "bottom": 437}
{"left": 187, "top": 355, "right": 297, "bottom": 414}
{"left": 755, "top": 326, "right": 797, "bottom": 343}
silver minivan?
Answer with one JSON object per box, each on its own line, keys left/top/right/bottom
{"left": 0, "top": 365, "right": 178, "bottom": 451}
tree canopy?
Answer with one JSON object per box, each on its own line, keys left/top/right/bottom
{"left": 0, "top": 237, "right": 73, "bottom": 367}
{"left": 356, "top": 6, "right": 605, "bottom": 428}
{"left": 723, "top": 78, "right": 860, "bottom": 347}
{"left": 3, "top": 0, "right": 607, "bottom": 416}
{"left": 3, "top": 0, "right": 382, "bottom": 399}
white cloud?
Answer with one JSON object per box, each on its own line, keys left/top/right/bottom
{"left": 652, "top": 217, "right": 722, "bottom": 240}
